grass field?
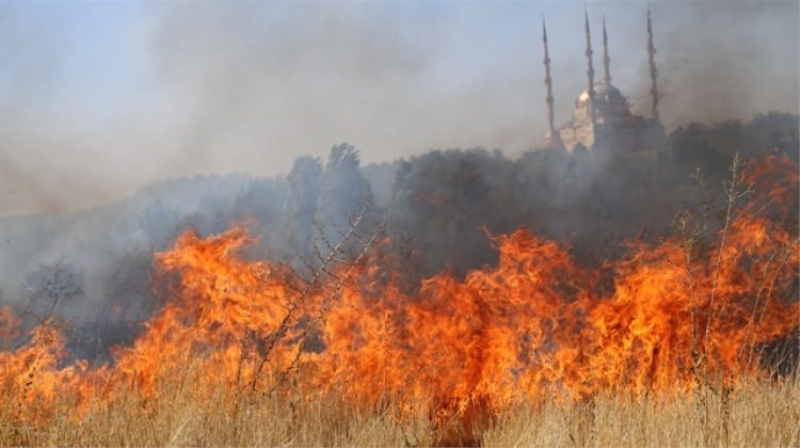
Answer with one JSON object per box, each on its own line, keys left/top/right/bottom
{"left": 2, "top": 373, "right": 798, "bottom": 447}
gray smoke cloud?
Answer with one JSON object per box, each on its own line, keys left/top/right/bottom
{"left": 639, "top": 1, "right": 800, "bottom": 128}
{"left": 0, "top": 1, "right": 797, "bottom": 216}
{"left": 144, "top": 1, "right": 800, "bottom": 164}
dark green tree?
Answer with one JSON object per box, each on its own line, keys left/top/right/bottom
{"left": 285, "top": 156, "right": 323, "bottom": 260}
{"left": 313, "top": 144, "right": 377, "bottom": 262}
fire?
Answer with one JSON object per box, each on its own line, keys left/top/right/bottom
{"left": 111, "top": 227, "right": 308, "bottom": 400}
{"left": 585, "top": 212, "right": 798, "bottom": 396}
{"left": 0, "top": 317, "right": 97, "bottom": 425}
{"left": 0, "top": 155, "right": 797, "bottom": 440}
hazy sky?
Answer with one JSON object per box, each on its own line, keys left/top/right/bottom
{"left": 0, "top": 1, "right": 798, "bottom": 216}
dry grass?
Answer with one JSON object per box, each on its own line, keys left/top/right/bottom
{"left": 484, "top": 379, "right": 800, "bottom": 448}
{"left": 2, "top": 374, "right": 797, "bottom": 447}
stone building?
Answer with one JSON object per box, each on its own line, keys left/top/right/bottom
{"left": 542, "top": 11, "right": 665, "bottom": 153}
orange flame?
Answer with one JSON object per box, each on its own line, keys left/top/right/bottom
{"left": 1, "top": 156, "right": 797, "bottom": 435}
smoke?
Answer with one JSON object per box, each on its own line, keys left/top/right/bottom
{"left": 140, "top": 2, "right": 545, "bottom": 174}
{"left": 647, "top": 1, "right": 800, "bottom": 129}
{"left": 0, "top": 3, "right": 153, "bottom": 216}
{"left": 135, "top": 0, "right": 800, "bottom": 183}
{"left": 0, "top": 2, "right": 797, "bottom": 216}
{"left": 142, "top": 2, "right": 440, "bottom": 176}
{"left": 0, "top": 5, "right": 72, "bottom": 215}
{"left": 0, "top": 1, "right": 796, "bottom": 328}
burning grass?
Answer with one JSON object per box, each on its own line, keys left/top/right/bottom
{"left": 1, "top": 154, "right": 798, "bottom": 446}
{"left": 1, "top": 375, "right": 797, "bottom": 447}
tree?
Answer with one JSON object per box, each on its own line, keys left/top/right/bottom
{"left": 23, "top": 261, "right": 84, "bottom": 318}
{"left": 285, "top": 156, "right": 323, "bottom": 261}
{"left": 386, "top": 148, "right": 513, "bottom": 279}
{"left": 313, "top": 144, "right": 377, "bottom": 262}
{"left": 138, "top": 199, "right": 184, "bottom": 249}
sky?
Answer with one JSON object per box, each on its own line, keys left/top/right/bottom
{"left": 0, "top": 0, "right": 798, "bottom": 216}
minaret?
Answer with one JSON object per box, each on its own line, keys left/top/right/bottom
{"left": 584, "top": 10, "right": 595, "bottom": 99}
{"left": 542, "top": 18, "right": 556, "bottom": 141}
{"left": 647, "top": 8, "right": 660, "bottom": 121}
{"left": 584, "top": 9, "right": 597, "bottom": 146}
{"left": 602, "top": 16, "right": 611, "bottom": 86}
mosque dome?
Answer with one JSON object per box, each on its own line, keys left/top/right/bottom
{"left": 574, "top": 82, "right": 631, "bottom": 126}
{"left": 577, "top": 83, "right": 626, "bottom": 105}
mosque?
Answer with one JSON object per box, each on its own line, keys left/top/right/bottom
{"left": 542, "top": 10, "right": 665, "bottom": 153}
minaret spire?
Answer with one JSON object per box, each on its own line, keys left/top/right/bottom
{"left": 602, "top": 15, "right": 611, "bottom": 86}
{"left": 584, "top": 9, "right": 595, "bottom": 99}
{"left": 647, "top": 7, "right": 660, "bottom": 121}
{"left": 542, "top": 18, "right": 556, "bottom": 139}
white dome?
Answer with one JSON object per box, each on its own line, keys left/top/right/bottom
{"left": 577, "top": 83, "right": 626, "bottom": 103}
